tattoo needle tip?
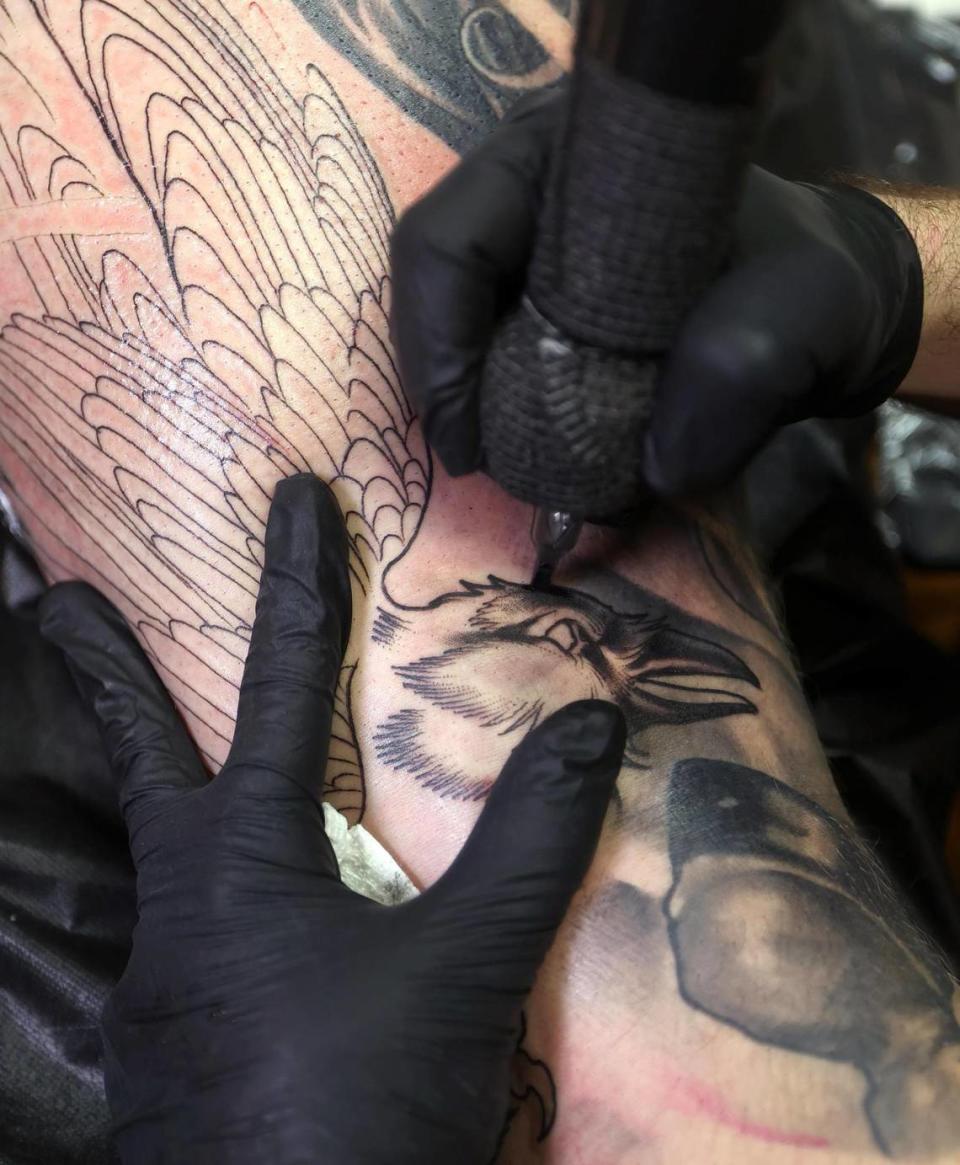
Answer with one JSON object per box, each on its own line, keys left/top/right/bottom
{"left": 530, "top": 507, "right": 582, "bottom": 588}
{"left": 531, "top": 560, "right": 554, "bottom": 588}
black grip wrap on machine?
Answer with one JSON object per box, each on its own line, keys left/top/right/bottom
{"left": 479, "top": 57, "right": 753, "bottom": 515}
{"left": 532, "top": 60, "right": 751, "bottom": 352}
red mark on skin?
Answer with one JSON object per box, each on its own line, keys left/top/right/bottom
{"left": 671, "top": 1075, "right": 832, "bottom": 1150}
{"left": 248, "top": 3, "right": 288, "bottom": 51}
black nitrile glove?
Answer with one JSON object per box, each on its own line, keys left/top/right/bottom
{"left": 38, "top": 473, "right": 626, "bottom": 1165}
{"left": 391, "top": 98, "right": 923, "bottom": 495}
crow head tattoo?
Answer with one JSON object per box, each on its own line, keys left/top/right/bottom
{"left": 374, "top": 578, "right": 760, "bottom": 800}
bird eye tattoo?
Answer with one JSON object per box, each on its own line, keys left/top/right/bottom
{"left": 535, "top": 614, "right": 588, "bottom": 655}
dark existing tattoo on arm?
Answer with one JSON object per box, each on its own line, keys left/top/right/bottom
{"left": 666, "top": 757, "right": 960, "bottom": 1158}
{"left": 289, "top": 0, "right": 573, "bottom": 151}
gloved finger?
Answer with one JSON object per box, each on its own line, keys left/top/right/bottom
{"left": 641, "top": 242, "right": 869, "bottom": 496}
{"left": 224, "top": 474, "right": 351, "bottom": 799}
{"left": 38, "top": 582, "right": 204, "bottom": 827}
{"left": 390, "top": 96, "right": 561, "bottom": 476}
{"left": 424, "top": 700, "right": 625, "bottom": 989}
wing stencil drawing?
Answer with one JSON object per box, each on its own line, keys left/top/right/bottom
{"left": 0, "top": 0, "right": 430, "bottom": 817}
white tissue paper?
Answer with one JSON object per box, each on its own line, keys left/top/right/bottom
{"left": 322, "top": 803, "right": 419, "bottom": 905}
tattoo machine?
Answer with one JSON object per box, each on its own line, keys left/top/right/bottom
{"left": 477, "top": 0, "right": 787, "bottom": 583}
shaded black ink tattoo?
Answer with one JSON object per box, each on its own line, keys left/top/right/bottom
{"left": 371, "top": 606, "right": 409, "bottom": 647}
{"left": 375, "top": 576, "right": 759, "bottom": 801}
{"left": 564, "top": 879, "right": 664, "bottom": 1008}
{"left": 290, "top": 0, "right": 573, "bottom": 151}
{"left": 665, "top": 757, "right": 960, "bottom": 1159}
{"left": 374, "top": 707, "right": 483, "bottom": 800}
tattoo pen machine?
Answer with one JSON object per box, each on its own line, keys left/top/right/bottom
{"left": 477, "top": 0, "right": 787, "bottom": 584}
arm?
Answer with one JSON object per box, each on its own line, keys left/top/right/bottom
{"left": 1, "top": 3, "right": 958, "bottom": 1162}
{"left": 483, "top": 512, "right": 960, "bottom": 1163}
{"left": 877, "top": 186, "right": 960, "bottom": 409}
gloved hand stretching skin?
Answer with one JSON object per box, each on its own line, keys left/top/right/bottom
{"left": 37, "top": 473, "right": 626, "bottom": 1165}
{"left": 390, "top": 97, "right": 924, "bottom": 495}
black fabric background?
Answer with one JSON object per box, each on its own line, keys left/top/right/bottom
{"left": 3, "top": 1, "right": 960, "bottom": 1161}
{"left": 0, "top": 533, "right": 131, "bottom": 1165}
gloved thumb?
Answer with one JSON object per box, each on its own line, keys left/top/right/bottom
{"left": 424, "top": 700, "right": 625, "bottom": 991}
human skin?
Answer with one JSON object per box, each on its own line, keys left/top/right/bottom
{"left": 882, "top": 183, "right": 960, "bottom": 411}
{"left": 1, "top": 2, "right": 960, "bottom": 1161}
